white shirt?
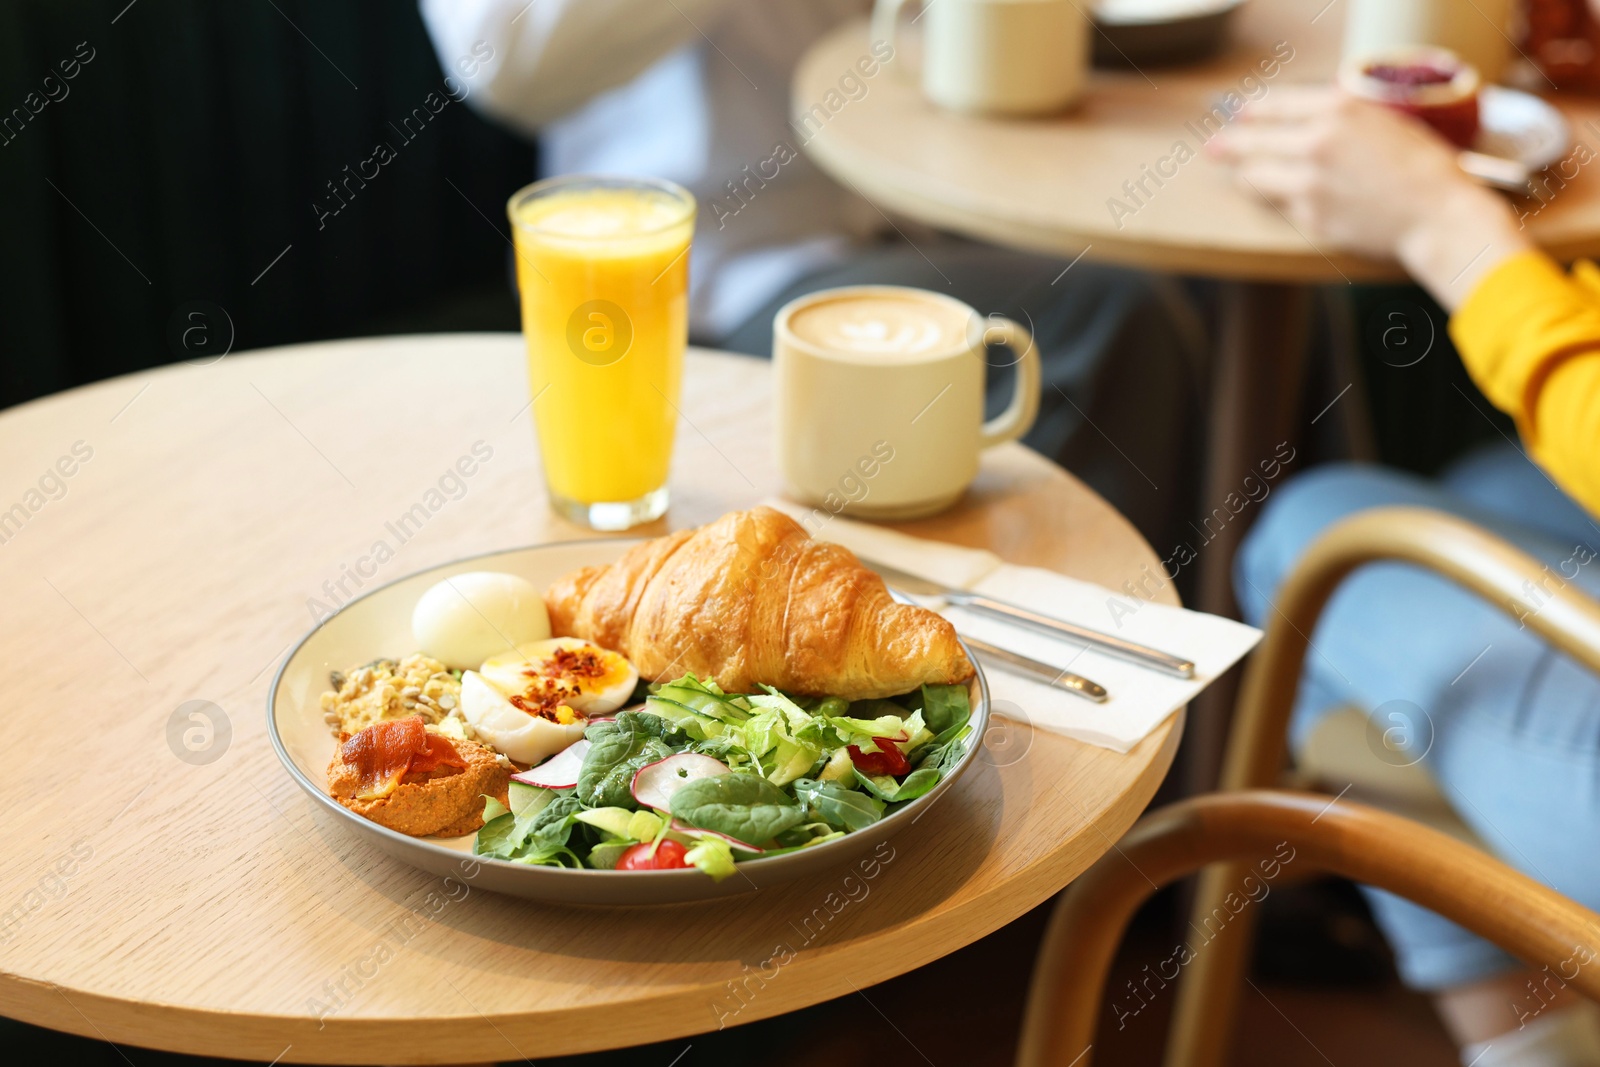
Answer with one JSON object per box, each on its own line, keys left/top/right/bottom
{"left": 420, "top": 0, "right": 888, "bottom": 340}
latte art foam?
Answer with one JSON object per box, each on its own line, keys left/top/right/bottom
{"left": 788, "top": 294, "right": 971, "bottom": 359}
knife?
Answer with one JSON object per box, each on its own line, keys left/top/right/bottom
{"left": 865, "top": 557, "right": 1196, "bottom": 679}
{"left": 962, "top": 634, "right": 1108, "bottom": 703}
{"left": 1457, "top": 149, "right": 1531, "bottom": 194}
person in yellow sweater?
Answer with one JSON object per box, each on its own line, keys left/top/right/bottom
{"left": 1211, "top": 88, "right": 1600, "bottom": 1067}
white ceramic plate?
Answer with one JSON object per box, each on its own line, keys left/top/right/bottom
{"left": 268, "top": 538, "right": 990, "bottom": 905}
{"left": 1478, "top": 85, "right": 1570, "bottom": 171}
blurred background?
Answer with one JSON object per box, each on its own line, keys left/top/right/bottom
{"left": 0, "top": 0, "right": 1508, "bottom": 473}
{"left": 0, "top": 0, "right": 533, "bottom": 412}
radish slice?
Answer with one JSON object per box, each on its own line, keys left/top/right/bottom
{"left": 631, "top": 752, "right": 730, "bottom": 811}
{"left": 511, "top": 739, "right": 590, "bottom": 789}
{"left": 670, "top": 819, "right": 764, "bottom": 853}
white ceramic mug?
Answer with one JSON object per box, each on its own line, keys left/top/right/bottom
{"left": 872, "top": 0, "right": 1089, "bottom": 116}
{"left": 774, "top": 285, "right": 1041, "bottom": 520}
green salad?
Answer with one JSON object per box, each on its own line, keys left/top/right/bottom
{"left": 473, "top": 674, "right": 973, "bottom": 879}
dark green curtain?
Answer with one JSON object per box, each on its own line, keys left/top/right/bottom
{"left": 0, "top": 0, "right": 535, "bottom": 411}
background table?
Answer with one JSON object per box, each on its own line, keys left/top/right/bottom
{"left": 798, "top": 2, "right": 1600, "bottom": 279}
{"left": 0, "top": 335, "right": 1179, "bottom": 1064}
{"left": 796, "top": 3, "right": 1600, "bottom": 786}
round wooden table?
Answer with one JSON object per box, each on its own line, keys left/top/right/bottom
{"left": 0, "top": 335, "right": 1179, "bottom": 1065}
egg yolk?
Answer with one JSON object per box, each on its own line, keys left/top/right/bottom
{"left": 523, "top": 647, "right": 629, "bottom": 706}
{"left": 508, "top": 688, "right": 583, "bottom": 724}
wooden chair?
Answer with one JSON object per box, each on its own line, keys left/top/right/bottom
{"left": 1014, "top": 789, "right": 1600, "bottom": 1067}
{"left": 1145, "top": 505, "right": 1600, "bottom": 1067}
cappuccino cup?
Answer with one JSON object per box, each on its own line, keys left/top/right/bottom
{"left": 872, "top": 0, "right": 1089, "bottom": 116}
{"left": 774, "top": 285, "right": 1040, "bottom": 520}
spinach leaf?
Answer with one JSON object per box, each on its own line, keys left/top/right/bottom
{"left": 670, "top": 772, "right": 807, "bottom": 845}
{"left": 792, "top": 777, "right": 885, "bottom": 832}
{"left": 579, "top": 738, "right": 674, "bottom": 808}
{"left": 919, "top": 684, "right": 971, "bottom": 737}
{"left": 578, "top": 712, "right": 689, "bottom": 808}
{"left": 904, "top": 685, "right": 973, "bottom": 763}
{"left": 886, "top": 766, "right": 941, "bottom": 803}
{"left": 915, "top": 725, "right": 973, "bottom": 776}
{"left": 587, "top": 841, "right": 634, "bottom": 869}
{"left": 525, "top": 794, "right": 585, "bottom": 853}
{"left": 584, "top": 709, "right": 689, "bottom": 746}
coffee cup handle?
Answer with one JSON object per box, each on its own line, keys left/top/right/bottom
{"left": 978, "top": 316, "right": 1041, "bottom": 449}
{"left": 871, "top": 0, "right": 916, "bottom": 80}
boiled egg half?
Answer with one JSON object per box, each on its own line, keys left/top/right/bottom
{"left": 458, "top": 671, "right": 586, "bottom": 765}
{"left": 480, "top": 637, "right": 639, "bottom": 715}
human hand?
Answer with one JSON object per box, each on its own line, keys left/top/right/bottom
{"left": 1207, "top": 86, "right": 1530, "bottom": 308}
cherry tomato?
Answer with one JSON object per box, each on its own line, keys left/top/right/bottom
{"left": 848, "top": 740, "right": 910, "bottom": 777}
{"left": 616, "top": 840, "right": 691, "bottom": 871}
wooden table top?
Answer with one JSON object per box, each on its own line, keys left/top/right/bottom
{"left": 0, "top": 335, "right": 1179, "bottom": 1065}
{"left": 796, "top": 3, "right": 1600, "bottom": 283}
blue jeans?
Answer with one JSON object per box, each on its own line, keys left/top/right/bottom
{"left": 1235, "top": 444, "right": 1600, "bottom": 991}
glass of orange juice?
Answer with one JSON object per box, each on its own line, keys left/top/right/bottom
{"left": 507, "top": 175, "right": 695, "bottom": 530}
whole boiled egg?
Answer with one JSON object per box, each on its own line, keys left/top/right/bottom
{"left": 458, "top": 670, "right": 586, "bottom": 765}
{"left": 411, "top": 571, "right": 550, "bottom": 670}
{"left": 481, "top": 637, "right": 639, "bottom": 715}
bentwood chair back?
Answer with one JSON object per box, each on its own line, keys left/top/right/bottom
{"left": 1157, "top": 506, "right": 1600, "bottom": 1067}
{"left": 1013, "top": 790, "right": 1600, "bottom": 1067}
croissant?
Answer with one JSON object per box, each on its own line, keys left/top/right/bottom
{"left": 544, "top": 507, "right": 975, "bottom": 700}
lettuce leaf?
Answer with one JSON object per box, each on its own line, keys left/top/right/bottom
{"left": 684, "top": 837, "right": 737, "bottom": 881}
{"left": 652, "top": 674, "right": 752, "bottom": 723}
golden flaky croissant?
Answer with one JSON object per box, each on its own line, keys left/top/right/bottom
{"left": 544, "top": 507, "right": 975, "bottom": 700}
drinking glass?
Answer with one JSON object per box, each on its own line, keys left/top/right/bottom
{"left": 507, "top": 175, "right": 695, "bottom": 530}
